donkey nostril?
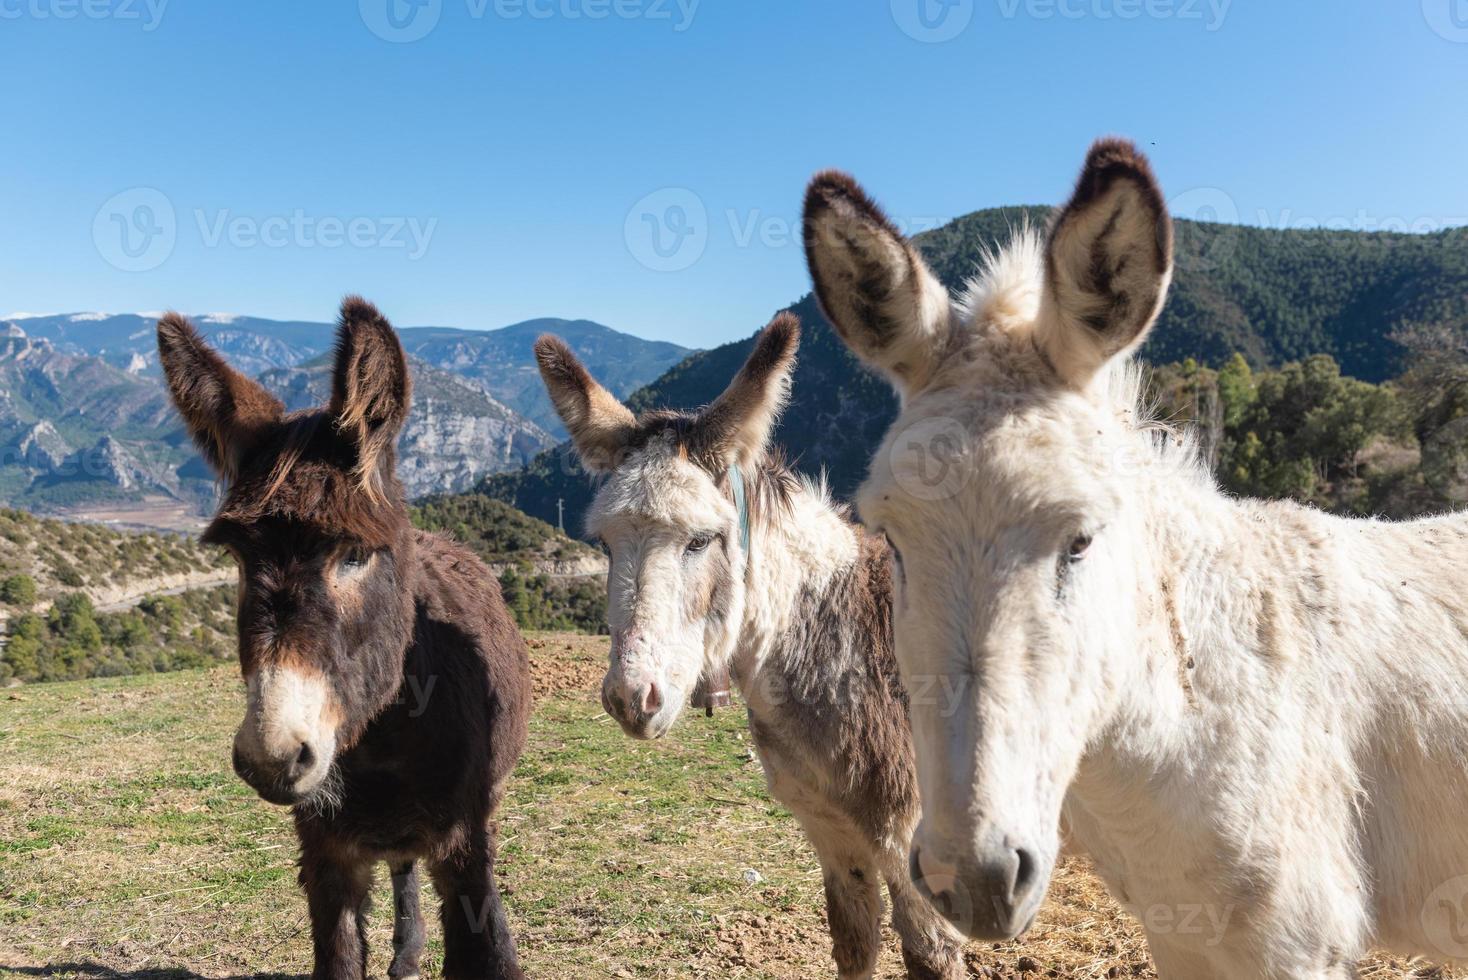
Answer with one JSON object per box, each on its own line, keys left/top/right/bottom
{"left": 294, "top": 742, "right": 315, "bottom": 773}
{"left": 642, "top": 682, "right": 662, "bottom": 716}
{"left": 910, "top": 844, "right": 958, "bottom": 897}
{"left": 1011, "top": 847, "right": 1039, "bottom": 902}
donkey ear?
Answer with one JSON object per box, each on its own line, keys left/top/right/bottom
{"left": 693, "top": 312, "right": 799, "bottom": 470}
{"left": 329, "top": 296, "right": 412, "bottom": 497}
{"left": 534, "top": 334, "right": 637, "bottom": 473}
{"left": 803, "top": 171, "right": 954, "bottom": 394}
{"left": 1037, "top": 138, "right": 1173, "bottom": 389}
{"left": 156, "top": 312, "right": 284, "bottom": 482}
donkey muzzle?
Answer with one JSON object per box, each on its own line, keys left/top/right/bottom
{"left": 601, "top": 670, "right": 667, "bottom": 739}
{"left": 232, "top": 665, "right": 339, "bottom": 805}
{"left": 908, "top": 827, "right": 1049, "bottom": 941}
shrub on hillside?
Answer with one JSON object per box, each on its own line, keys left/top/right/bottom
{"left": 0, "top": 573, "right": 37, "bottom": 607}
{"left": 0, "top": 586, "right": 234, "bottom": 684}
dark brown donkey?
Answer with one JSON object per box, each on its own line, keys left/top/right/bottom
{"left": 157, "top": 298, "right": 532, "bottom": 980}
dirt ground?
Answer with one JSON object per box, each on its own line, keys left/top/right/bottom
{"left": 0, "top": 633, "right": 1455, "bottom": 979}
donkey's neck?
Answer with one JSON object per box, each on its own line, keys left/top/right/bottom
{"left": 1094, "top": 480, "right": 1324, "bottom": 753}
{"left": 1073, "top": 466, "right": 1468, "bottom": 850}
{"left": 1063, "top": 480, "right": 1313, "bottom": 880}
{"left": 728, "top": 479, "right": 862, "bottom": 688}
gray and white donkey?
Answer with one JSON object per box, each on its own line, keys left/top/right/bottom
{"left": 534, "top": 316, "right": 965, "bottom": 979}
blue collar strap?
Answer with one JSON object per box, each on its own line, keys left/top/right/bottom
{"left": 696, "top": 462, "right": 748, "bottom": 717}
{"left": 728, "top": 462, "right": 752, "bottom": 556}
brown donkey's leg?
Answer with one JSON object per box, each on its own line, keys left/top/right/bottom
{"left": 888, "top": 871, "right": 965, "bottom": 980}
{"left": 805, "top": 820, "right": 884, "bottom": 980}
{"left": 299, "top": 846, "right": 373, "bottom": 980}
{"left": 389, "top": 860, "right": 426, "bottom": 980}
{"left": 430, "top": 826, "right": 523, "bottom": 980}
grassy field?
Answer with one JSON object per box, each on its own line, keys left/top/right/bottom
{"left": 0, "top": 634, "right": 1453, "bottom": 979}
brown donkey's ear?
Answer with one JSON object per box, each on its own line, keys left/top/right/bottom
{"left": 534, "top": 335, "right": 637, "bottom": 473}
{"left": 692, "top": 312, "right": 799, "bottom": 470}
{"left": 1037, "top": 138, "right": 1173, "bottom": 389}
{"left": 329, "top": 296, "right": 412, "bottom": 499}
{"left": 803, "top": 171, "right": 954, "bottom": 395}
{"left": 156, "top": 312, "right": 284, "bottom": 482}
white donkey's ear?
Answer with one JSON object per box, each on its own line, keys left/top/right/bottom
{"left": 803, "top": 171, "right": 954, "bottom": 394}
{"left": 693, "top": 312, "right": 799, "bottom": 470}
{"left": 1037, "top": 138, "right": 1173, "bottom": 389}
{"left": 534, "top": 335, "right": 638, "bottom": 473}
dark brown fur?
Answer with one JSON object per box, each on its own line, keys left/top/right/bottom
{"left": 762, "top": 531, "right": 914, "bottom": 837}
{"left": 158, "top": 301, "right": 531, "bottom": 980}
{"left": 157, "top": 312, "right": 287, "bottom": 481}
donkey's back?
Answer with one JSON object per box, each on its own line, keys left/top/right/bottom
{"left": 408, "top": 529, "right": 532, "bottom": 795}
{"left": 1317, "top": 507, "right": 1468, "bottom": 959}
{"left": 332, "top": 529, "right": 531, "bottom": 851}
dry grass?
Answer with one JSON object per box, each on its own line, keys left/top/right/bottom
{"left": 0, "top": 633, "right": 1455, "bottom": 979}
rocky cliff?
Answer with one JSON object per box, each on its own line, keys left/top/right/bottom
{"left": 257, "top": 355, "right": 556, "bottom": 498}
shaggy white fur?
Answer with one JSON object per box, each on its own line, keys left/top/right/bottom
{"left": 806, "top": 140, "right": 1468, "bottom": 979}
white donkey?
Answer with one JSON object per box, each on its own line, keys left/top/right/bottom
{"left": 534, "top": 318, "right": 966, "bottom": 979}
{"left": 802, "top": 138, "right": 1468, "bottom": 979}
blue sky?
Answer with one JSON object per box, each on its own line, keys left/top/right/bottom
{"left": 2, "top": 0, "right": 1465, "bottom": 348}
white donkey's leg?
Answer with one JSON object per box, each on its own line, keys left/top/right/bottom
{"left": 1145, "top": 933, "right": 1224, "bottom": 980}
{"left": 1148, "top": 928, "right": 1362, "bottom": 980}
{"left": 885, "top": 864, "right": 965, "bottom": 979}
{"left": 800, "top": 811, "right": 884, "bottom": 980}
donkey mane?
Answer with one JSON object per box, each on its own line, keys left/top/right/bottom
{"left": 957, "top": 227, "right": 1210, "bottom": 488}
{"left": 205, "top": 407, "right": 407, "bottom": 550}
{"left": 610, "top": 407, "right": 803, "bottom": 528}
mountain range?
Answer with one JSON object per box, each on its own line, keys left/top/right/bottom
{"left": 7, "top": 206, "right": 1465, "bottom": 531}
{"left": 0, "top": 314, "right": 690, "bottom": 518}
{"left": 480, "top": 207, "right": 1468, "bottom": 536}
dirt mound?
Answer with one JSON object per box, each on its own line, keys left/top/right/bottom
{"left": 527, "top": 633, "right": 608, "bottom": 699}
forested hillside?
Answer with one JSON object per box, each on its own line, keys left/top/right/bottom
{"left": 914, "top": 206, "right": 1468, "bottom": 380}
{"left": 0, "top": 497, "right": 610, "bottom": 684}
{"left": 412, "top": 496, "right": 607, "bottom": 634}
{"left": 482, "top": 208, "right": 1468, "bottom": 535}
{"left": 0, "top": 509, "right": 235, "bottom": 683}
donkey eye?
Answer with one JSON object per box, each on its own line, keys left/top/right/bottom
{"left": 1066, "top": 535, "right": 1092, "bottom": 562}
{"left": 340, "top": 548, "right": 371, "bottom": 571}
{"left": 685, "top": 534, "right": 714, "bottom": 555}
